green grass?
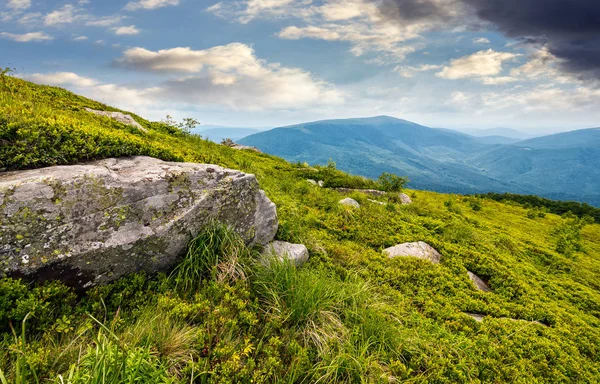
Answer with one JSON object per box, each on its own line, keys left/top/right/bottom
{"left": 1, "top": 75, "right": 600, "bottom": 382}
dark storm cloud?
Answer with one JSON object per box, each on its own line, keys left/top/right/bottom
{"left": 374, "top": 0, "right": 600, "bottom": 80}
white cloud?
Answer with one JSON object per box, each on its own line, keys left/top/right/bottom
{"left": 73, "top": 35, "right": 88, "bottom": 41}
{"left": 473, "top": 37, "right": 490, "bottom": 44}
{"left": 394, "top": 64, "right": 441, "bottom": 78}
{"left": 210, "top": 0, "right": 465, "bottom": 63}
{"left": 85, "top": 15, "right": 125, "bottom": 27}
{"left": 0, "top": 31, "right": 53, "bottom": 42}
{"left": 437, "top": 49, "right": 520, "bottom": 80}
{"left": 7, "top": 0, "right": 31, "bottom": 10}
{"left": 44, "top": 4, "right": 85, "bottom": 26}
{"left": 25, "top": 72, "right": 99, "bottom": 87}
{"left": 114, "top": 43, "right": 344, "bottom": 110}
{"left": 17, "top": 12, "right": 42, "bottom": 26}
{"left": 113, "top": 25, "right": 140, "bottom": 35}
{"left": 125, "top": 0, "right": 180, "bottom": 11}
{"left": 480, "top": 76, "right": 518, "bottom": 85}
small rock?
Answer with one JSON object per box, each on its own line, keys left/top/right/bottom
{"left": 85, "top": 108, "right": 147, "bottom": 133}
{"left": 307, "top": 179, "right": 317, "bottom": 185}
{"left": 231, "top": 144, "right": 262, "bottom": 153}
{"left": 383, "top": 241, "right": 441, "bottom": 263}
{"left": 464, "top": 312, "right": 485, "bottom": 322}
{"left": 467, "top": 271, "right": 491, "bottom": 292}
{"left": 368, "top": 199, "right": 386, "bottom": 206}
{"left": 263, "top": 241, "right": 309, "bottom": 267}
{"left": 398, "top": 193, "right": 412, "bottom": 205}
{"left": 339, "top": 198, "right": 360, "bottom": 208}
{"left": 317, "top": 180, "right": 324, "bottom": 187}
{"left": 334, "top": 188, "right": 386, "bottom": 196}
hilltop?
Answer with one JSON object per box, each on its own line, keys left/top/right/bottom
{"left": 1, "top": 76, "right": 600, "bottom": 383}
{"left": 240, "top": 116, "right": 600, "bottom": 206}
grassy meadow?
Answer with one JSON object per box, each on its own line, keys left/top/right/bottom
{"left": 1, "top": 74, "right": 600, "bottom": 383}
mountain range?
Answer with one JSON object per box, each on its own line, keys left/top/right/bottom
{"left": 238, "top": 116, "right": 600, "bottom": 206}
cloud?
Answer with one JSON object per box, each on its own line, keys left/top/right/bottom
{"left": 7, "top": 0, "right": 31, "bottom": 10}
{"left": 85, "top": 15, "right": 125, "bottom": 27}
{"left": 125, "top": 0, "right": 180, "bottom": 11}
{"left": 210, "top": 0, "right": 462, "bottom": 63}
{"left": 73, "top": 35, "right": 88, "bottom": 41}
{"left": 17, "top": 12, "right": 42, "bottom": 26}
{"left": 0, "top": 31, "right": 53, "bottom": 42}
{"left": 43, "top": 4, "right": 85, "bottom": 26}
{"left": 473, "top": 37, "right": 490, "bottom": 44}
{"left": 436, "top": 49, "right": 519, "bottom": 79}
{"left": 113, "top": 43, "right": 344, "bottom": 110}
{"left": 113, "top": 25, "right": 140, "bottom": 35}
{"left": 480, "top": 76, "right": 517, "bottom": 85}
{"left": 394, "top": 63, "right": 441, "bottom": 78}
{"left": 25, "top": 72, "right": 99, "bottom": 87}
{"left": 364, "top": 0, "right": 600, "bottom": 80}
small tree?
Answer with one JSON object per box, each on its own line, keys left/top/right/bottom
{"left": 161, "top": 115, "right": 200, "bottom": 135}
{"left": 221, "top": 138, "right": 235, "bottom": 147}
{"left": 377, "top": 172, "right": 409, "bottom": 192}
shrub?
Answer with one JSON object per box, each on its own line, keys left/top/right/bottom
{"left": 377, "top": 172, "right": 409, "bottom": 192}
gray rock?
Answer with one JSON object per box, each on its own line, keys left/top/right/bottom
{"left": 398, "top": 193, "right": 412, "bottom": 205}
{"left": 334, "top": 188, "right": 386, "bottom": 196}
{"left": 263, "top": 241, "right": 309, "bottom": 267}
{"left": 339, "top": 198, "right": 360, "bottom": 208}
{"left": 367, "top": 199, "right": 386, "bottom": 206}
{"left": 465, "top": 312, "right": 485, "bottom": 322}
{"left": 0, "top": 156, "right": 277, "bottom": 288}
{"left": 231, "top": 144, "right": 262, "bottom": 153}
{"left": 317, "top": 180, "right": 324, "bottom": 187}
{"left": 307, "top": 179, "right": 318, "bottom": 185}
{"left": 467, "top": 271, "right": 491, "bottom": 292}
{"left": 383, "top": 241, "right": 442, "bottom": 263}
{"left": 85, "top": 108, "right": 147, "bottom": 133}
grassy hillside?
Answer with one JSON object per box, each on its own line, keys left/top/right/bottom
{"left": 1, "top": 76, "right": 600, "bottom": 383}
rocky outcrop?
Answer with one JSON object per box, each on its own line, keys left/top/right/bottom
{"left": 398, "top": 193, "right": 412, "bottom": 205}
{"left": 85, "top": 108, "right": 147, "bottom": 133}
{"left": 263, "top": 241, "right": 309, "bottom": 267}
{"left": 231, "top": 144, "right": 262, "bottom": 153}
{"left": 467, "top": 271, "right": 491, "bottom": 292}
{"left": 383, "top": 241, "right": 441, "bottom": 263}
{"left": 334, "top": 188, "right": 386, "bottom": 197}
{"left": 0, "top": 156, "right": 278, "bottom": 288}
{"left": 339, "top": 198, "right": 360, "bottom": 208}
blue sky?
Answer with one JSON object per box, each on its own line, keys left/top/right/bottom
{"left": 2, "top": 0, "right": 599, "bottom": 133}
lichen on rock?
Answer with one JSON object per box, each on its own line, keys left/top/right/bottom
{"left": 0, "top": 156, "right": 278, "bottom": 289}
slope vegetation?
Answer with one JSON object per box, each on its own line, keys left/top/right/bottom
{"left": 1, "top": 76, "right": 600, "bottom": 383}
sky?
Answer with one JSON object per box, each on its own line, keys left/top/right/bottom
{"left": 2, "top": 0, "right": 600, "bottom": 133}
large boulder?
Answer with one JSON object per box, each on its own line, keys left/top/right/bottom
{"left": 85, "top": 108, "right": 147, "bottom": 133}
{"left": 383, "top": 241, "right": 442, "bottom": 263}
{"left": 0, "top": 156, "right": 278, "bottom": 288}
{"left": 263, "top": 241, "right": 309, "bottom": 267}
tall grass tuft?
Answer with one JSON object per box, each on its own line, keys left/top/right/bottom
{"left": 169, "top": 223, "right": 254, "bottom": 295}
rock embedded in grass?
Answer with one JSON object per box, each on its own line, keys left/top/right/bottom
{"left": 467, "top": 271, "right": 492, "bottom": 292}
{"left": 383, "top": 241, "right": 441, "bottom": 263}
{"left": 231, "top": 144, "right": 262, "bottom": 153}
{"left": 398, "top": 193, "right": 412, "bottom": 205}
{"left": 0, "top": 156, "right": 278, "bottom": 289}
{"left": 85, "top": 108, "right": 147, "bottom": 133}
{"left": 339, "top": 198, "right": 360, "bottom": 208}
{"left": 263, "top": 241, "right": 309, "bottom": 267}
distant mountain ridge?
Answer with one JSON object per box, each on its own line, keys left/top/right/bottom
{"left": 240, "top": 116, "right": 600, "bottom": 206}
